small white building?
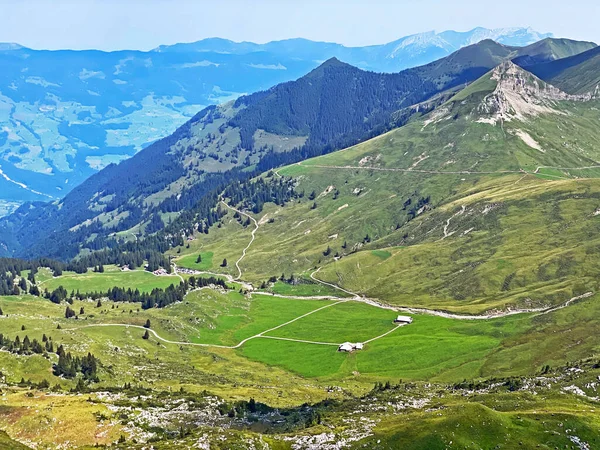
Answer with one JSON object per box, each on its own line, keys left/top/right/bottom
{"left": 338, "top": 342, "right": 364, "bottom": 352}
{"left": 339, "top": 342, "right": 353, "bottom": 352}
{"left": 394, "top": 315, "right": 413, "bottom": 324}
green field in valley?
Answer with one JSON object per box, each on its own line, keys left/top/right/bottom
{"left": 172, "top": 291, "right": 334, "bottom": 346}
{"left": 264, "top": 301, "right": 397, "bottom": 343}
{"left": 41, "top": 265, "right": 181, "bottom": 294}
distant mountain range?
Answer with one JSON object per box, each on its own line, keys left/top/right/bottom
{"left": 1, "top": 26, "right": 585, "bottom": 213}
{"left": 1, "top": 37, "right": 598, "bottom": 260}
{"left": 155, "top": 27, "right": 554, "bottom": 70}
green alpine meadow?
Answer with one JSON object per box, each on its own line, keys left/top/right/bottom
{"left": 0, "top": 3, "right": 600, "bottom": 448}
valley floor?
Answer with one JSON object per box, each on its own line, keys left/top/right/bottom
{"left": 5, "top": 144, "right": 600, "bottom": 448}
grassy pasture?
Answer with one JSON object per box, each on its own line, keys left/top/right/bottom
{"left": 267, "top": 280, "right": 351, "bottom": 297}
{"left": 41, "top": 266, "right": 181, "bottom": 294}
{"left": 242, "top": 292, "right": 600, "bottom": 382}
{"left": 175, "top": 251, "right": 214, "bottom": 271}
{"left": 167, "top": 291, "right": 333, "bottom": 346}
{"left": 265, "top": 300, "right": 398, "bottom": 343}
{"left": 0, "top": 294, "right": 338, "bottom": 408}
{"left": 243, "top": 310, "right": 520, "bottom": 381}
{"left": 2, "top": 276, "right": 600, "bottom": 389}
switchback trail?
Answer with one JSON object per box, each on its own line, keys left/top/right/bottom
{"left": 220, "top": 201, "right": 259, "bottom": 281}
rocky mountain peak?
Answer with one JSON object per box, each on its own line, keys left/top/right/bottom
{"left": 477, "top": 61, "right": 591, "bottom": 124}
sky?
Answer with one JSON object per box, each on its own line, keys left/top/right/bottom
{"left": 1, "top": 0, "right": 598, "bottom": 51}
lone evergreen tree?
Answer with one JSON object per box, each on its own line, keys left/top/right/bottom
{"left": 144, "top": 319, "right": 151, "bottom": 329}
{"left": 196, "top": 254, "right": 202, "bottom": 263}
{"left": 221, "top": 259, "right": 228, "bottom": 267}
{"left": 142, "top": 329, "right": 150, "bottom": 340}
{"left": 65, "top": 306, "right": 76, "bottom": 319}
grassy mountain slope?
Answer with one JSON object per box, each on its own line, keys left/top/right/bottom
{"left": 512, "top": 37, "right": 596, "bottom": 67}
{"left": 528, "top": 45, "right": 600, "bottom": 94}
{"left": 172, "top": 62, "right": 600, "bottom": 313}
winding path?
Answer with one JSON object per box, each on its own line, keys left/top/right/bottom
{"left": 440, "top": 205, "right": 466, "bottom": 240}
{"left": 299, "top": 161, "right": 600, "bottom": 181}
{"left": 299, "top": 162, "right": 524, "bottom": 176}
{"left": 220, "top": 201, "right": 259, "bottom": 281}
{"left": 68, "top": 163, "right": 600, "bottom": 349}
{"left": 68, "top": 275, "right": 594, "bottom": 351}
{"left": 307, "top": 267, "right": 594, "bottom": 321}
{"left": 70, "top": 300, "right": 347, "bottom": 349}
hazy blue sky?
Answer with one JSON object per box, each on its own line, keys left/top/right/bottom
{"left": 1, "top": 0, "right": 598, "bottom": 51}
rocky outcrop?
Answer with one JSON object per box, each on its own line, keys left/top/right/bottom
{"left": 478, "top": 61, "right": 592, "bottom": 124}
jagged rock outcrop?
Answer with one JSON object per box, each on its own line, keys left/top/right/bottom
{"left": 478, "top": 61, "right": 593, "bottom": 124}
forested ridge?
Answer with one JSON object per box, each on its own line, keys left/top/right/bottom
{"left": 0, "top": 41, "right": 529, "bottom": 261}
{"left": 0, "top": 38, "right": 594, "bottom": 265}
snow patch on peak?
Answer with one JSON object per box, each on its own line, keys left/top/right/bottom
{"left": 386, "top": 27, "right": 551, "bottom": 61}
{"left": 466, "top": 27, "right": 551, "bottom": 46}
{"left": 388, "top": 32, "right": 452, "bottom": 58}
{"left": 466, "top": 27, "right": 521, "bottom": 45}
